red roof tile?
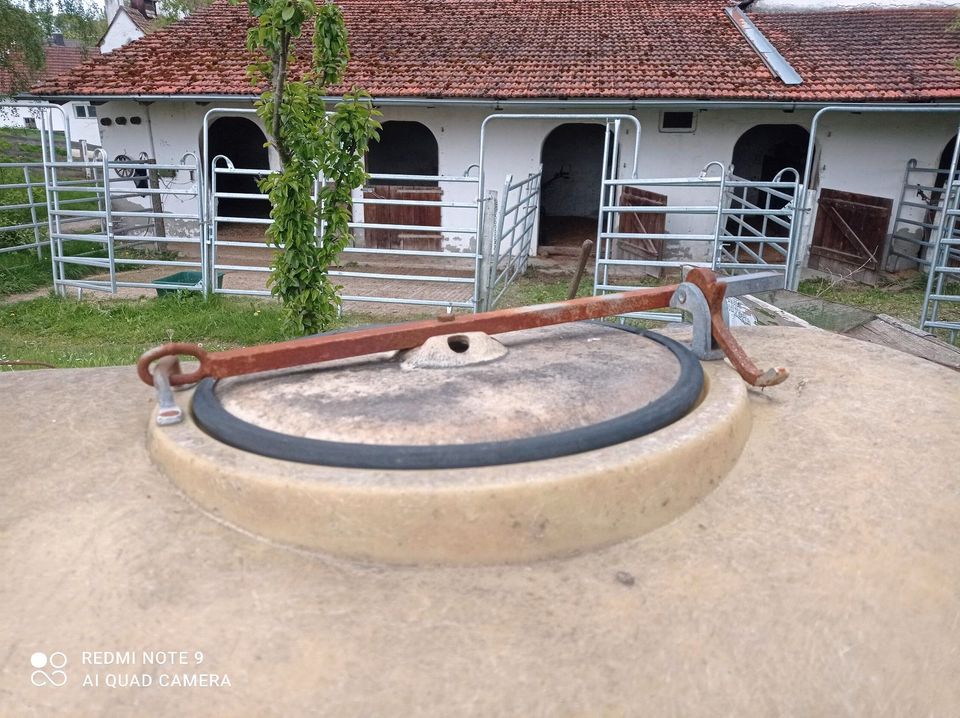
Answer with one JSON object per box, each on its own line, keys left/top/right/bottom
{"left": 125, "top": 7, "right": 159, "bottom": 34}
{"left": 753, "top": 8, "right": 960, "bottom": 102}
{"left": 27, "top": 1, "right": 960, "bottom": 102}
{"left": 2, "top": 44, "right": 89, "bottom": 96}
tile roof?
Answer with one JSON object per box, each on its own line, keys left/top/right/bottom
{"left": 28, "top": 1, "right": 960, "bottom": 103}
{"left": 753, "top": 8, "right": 960, "bottom": 102}
{"left": 124, "top": 7, "right": 160, "bottom": 35}
{"left": 2, "top": 44, "right": 89, "bottom": 96}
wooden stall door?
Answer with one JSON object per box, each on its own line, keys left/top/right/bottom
{"left": 614, "top": 187, "right": 667, "bottom": 277}
{"left": 809, "top": 189, "right": 893, "bottom": 276}
{"left": 361, "top": 185, "right": 442, "bottom": 250}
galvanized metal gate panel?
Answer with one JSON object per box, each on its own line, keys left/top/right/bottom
{"left": 48, "top": 152, "right": 205, "bottom": 296}
{"left": 594, "top": 158, "right": 802, "bottom": 322}
{"left": 886, "top": 159, "right": 959, "bottom": 270}
{"left": 483, "top": 167, "right": 542, "bottom": 309}
{"left": 921, "top": 139, "right": 960, "bottom": 340}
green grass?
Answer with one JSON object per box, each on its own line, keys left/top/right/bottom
{"left": 0, "top": 291, "right": 406, "bottom": 370}
{"left": 0, "top": 293, "right": 304, "bottom": 369}
{"left": 797, "top": 274, "right": 960, "bottom": 326}
{"left": 496, "top": 270, "right": 665, "bottom": 308}
{"left": 497, "top": 272, "right": 592, "bottom": 307}
{"left": 0, "top": 240, "right": 112, "bottom": 297}
{"left": 0, "top": 274, "right": 593, "bottom": 370}
{"left": 2, "top": 268, "right": 957, "bottom": 372}
{"left": 0, "top": 237, "right": 173, "bottom": 297}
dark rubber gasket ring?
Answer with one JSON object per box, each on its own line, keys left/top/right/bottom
{"left": 190, "top": 323, "right": 704, "bottom": 470}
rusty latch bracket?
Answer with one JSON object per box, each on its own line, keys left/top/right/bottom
{"left": 671, "top": 270, "right": 784, "bottom": 362}
{"left": 670, "top": 282, "right": 725, "bottom": 361}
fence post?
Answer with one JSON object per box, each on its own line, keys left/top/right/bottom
{"left": 80, "top": 140, "right": 90, "bottom": 177}
{"left": 146, "top": 159, "right": 166, "bottom": 250}
{"left": 476, "top": 189, "right": 498, "bottom": 312}
{"left": 23, "top": 165, "right": 42, "bottom": 259}
{"left": 789, "top": 187, "right": 817, "bottom": 290}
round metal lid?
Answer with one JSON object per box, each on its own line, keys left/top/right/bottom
{"left": 190, "top": 322, "right": 703, "bottom": 469}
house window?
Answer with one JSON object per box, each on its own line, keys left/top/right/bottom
{"left": 659, "top": 111, "right": 696, "bottom": 133}
{"left": 74, "top": 104, "right": 97, "bottom": 119}
{"left": 23, "top": 117, "right": 37, "bottom": 129}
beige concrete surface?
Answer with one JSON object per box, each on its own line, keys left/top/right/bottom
{"left": 2, "top": 327, "right": 960, "bottom": 716}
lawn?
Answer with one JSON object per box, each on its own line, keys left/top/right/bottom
{"left": 0, "top": 241, "right": 109, "bottom": 297}
{"left": 1, "top": 128, "right": 101, "bottom": 266}
{"left": 0, "top": 273, "right": 596, "bottom": 370}
{"left": 1, "top": 269, "right": 956, "bottom": 372}
{"left": 1, "top": 293, "right": 302, "bottom": 369}
{"left": 797, "top": 273, "right": 960, "bottom": 327}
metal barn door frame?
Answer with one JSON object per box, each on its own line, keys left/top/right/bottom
{"left": 202, "top": 107, "right": 483, "bottom": 311}
{"left": 475, "top": 113, "right": 642, "bottom": 311}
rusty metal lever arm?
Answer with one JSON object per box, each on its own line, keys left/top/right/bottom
{"left": 137, "top": 269, "right": 788, "bottom": 389}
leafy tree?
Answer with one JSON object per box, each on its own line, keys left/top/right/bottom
{"left": 155, "top": 0, "right": 210, "bottom": 24}
{"left": 0, "top": 0, "right": 46, "bottom": 94}
{"left": 241, "top": 0, "right": 380, "bottom": 333}
{"left": 953, "top": 15, "right": 960, "bottom": 70}
{"left": 51, "top": 0, "right": 106, "bottom": 49}
{"left": 26, "top": 0, "right": 105, "bottom": 51}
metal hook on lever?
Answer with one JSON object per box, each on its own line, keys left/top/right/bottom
{"left": 152, "top": 356, "right": 184, "bottom": 426}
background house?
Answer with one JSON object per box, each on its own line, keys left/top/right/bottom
{"left": 99, "top": 0, "right": 159, "bottom": 54}
{"left": 1, "top": 35, "right": 101, "bottom": 147}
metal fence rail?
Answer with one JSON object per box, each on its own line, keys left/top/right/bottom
{"left": 48, "top": 153, "right": 204, "bottom": 295}
{"left": 886, "top": 159, "right": 959, "bottom": 270}
{"left": 594, "top": 168, "right": 726, "bottom": 322}
{"left": 209, "top": 161, "right": 482, "bottom": 310}
{"left": 484, "top": 168, "right": 541, "bottom": 309}
{"left": 0, "top": 104, "right": 76, "bottom": 261}
{"left": 920, "top": 175, "right": 960, "bottom": 340}
{"left": 715, "top": 169, "right": 804, "bottom": 284}
{"left": 0, "top": 162, "right": 47, "bottom": 257}
{"left": 593, "top": 162, "right": 801, "bottom": 322}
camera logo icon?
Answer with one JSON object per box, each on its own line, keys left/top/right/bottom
{"left": 30, "top": 652, "right": 68, "bottom": 687}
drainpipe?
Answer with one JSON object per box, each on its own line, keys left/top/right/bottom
{"left": 142, "top": 101, "right": 158, "bottom": 160}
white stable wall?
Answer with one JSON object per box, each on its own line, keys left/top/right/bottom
{"left": 92, "top": 99, "right": 960, "bottom": 266}
{"left": 95, "top": 100, "right": 261, "bottom": 234}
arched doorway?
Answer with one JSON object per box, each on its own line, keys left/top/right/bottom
{"left": 936, "top": 136, "right": 956, "bottom": 192}
{"left": 206, "top": 117, "right": 270, "bottom": 219}
{"left": 363, "top": 121, "right": 442, "bottom": 249}
{"left": 367, "top": 121, "right": 439, "bottom": 184}
{"left": 933, "top": 136, "right": 959, "bottom": 267}
{"left": 729, "top": 124, "right": 810, "bottom": 238}
{"left": 731, "top": 124, "right": 809, "bottom": 184}
{"left": 538, "top": 123, "right": 606, "bottom": 249}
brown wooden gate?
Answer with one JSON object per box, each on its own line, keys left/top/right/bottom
{"left": 809, "top": 189, "right": 893, "bottom": 275}
{"left": 361, "top": 185, "right": 442, "bottom": 250}
{"left": 614, "top": 187, "right": 667, "bottom": 275}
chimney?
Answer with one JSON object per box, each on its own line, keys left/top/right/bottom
{"left": 51, "top": 32, "right": 65, "bottom": 46}
{"left": 130, "top": 0, "right": 155, "bottom": 17}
